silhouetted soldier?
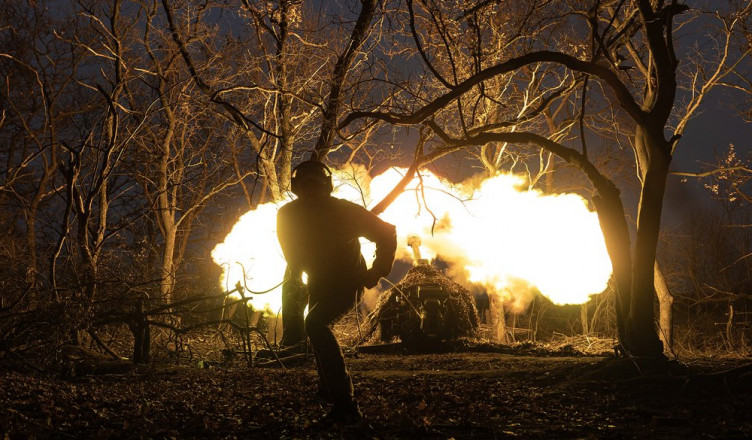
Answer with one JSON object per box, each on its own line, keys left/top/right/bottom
{"left": 277, "top": 160, "right": 397, "bottom": 423}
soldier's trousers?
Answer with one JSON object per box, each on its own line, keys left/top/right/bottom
{"left": 280, "top": 271, "right": 307, "bottom": 347}
{"left": 304, "top": 283, "right": 361, "bottom": 405}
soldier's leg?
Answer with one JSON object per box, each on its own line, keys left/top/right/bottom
{"left": 280, "top": 268, "right": 307, "bottom": 346}
{"left": 304, "top": 297, "right": 354, "bottom": 405}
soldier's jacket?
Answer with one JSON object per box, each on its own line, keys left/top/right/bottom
{"left": 277, "top": 195, "right": 397, "bottom": 289}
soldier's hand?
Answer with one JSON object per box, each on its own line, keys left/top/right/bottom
{"left": 360, "top": 268, "right": 382, "bottom": 289}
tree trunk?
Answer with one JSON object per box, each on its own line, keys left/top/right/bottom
{"left": 132, "top": 297, "right": 151, "bottom": 364}
{"left": 726, "top": 303, "right": 735, "bottom": 349}
{"left": 626, "top": 129, "right": 670, "bottom": 358}
{"left": 259, "top": 154, "right": 281, "bottom": 201}
{"left": 490, "top": 295, "right": 507, "bottom": 343}
{"left": 161, "top": 229, "right": 176, "bottom": 304}
{"left": 157, "top": 104, "right": 176, "bottom": 304}
{"left": 313, "top": 0, "right": 377, "bottom": 160}
{"left": 77, "top": 208, "right": 97, "bottom": 302}
{"left": 654, "top": 261, "right": 673, "bottom": 351}
{"left": 581, "top": 303, "right": 589, "bottom": 336}
{"left": 591, "top": 186, "right": 632, "bottom": 344}
{"left": 275, "top": 0, "right": 293, "bottom": 194}
{"left": 25, "top": 147, "right": 57, "bottom": 286}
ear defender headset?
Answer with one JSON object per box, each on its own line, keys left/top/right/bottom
{"left": 290, "top": 160, "right": 334, "bottom": 197}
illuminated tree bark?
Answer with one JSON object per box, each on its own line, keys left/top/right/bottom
{"left": 654, "top": 262, "right": 673, "bottom": 350}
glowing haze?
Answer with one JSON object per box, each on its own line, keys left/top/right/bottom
{"left": 211, "top": 166, "right": 612, "bottom": 313}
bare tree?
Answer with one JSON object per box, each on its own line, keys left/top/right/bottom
{"left": 158, "top": 0, "right": 383, "bottom": 202}
{"left": 341, "top": 0, "right": 752, "bottom": 358}
{"left": 129, "top": 1, "right": 251, "bottom": 304}
{"left": 0, "top": 1, "right": 71, "bottom": 289}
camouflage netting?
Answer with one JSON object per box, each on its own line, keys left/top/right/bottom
{"left": 365, "top": 264, "right": 479, "bottom": 347}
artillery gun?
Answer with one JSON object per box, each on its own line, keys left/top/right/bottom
{"left": 368, "top": 235, "right": 479, "bottom": 349}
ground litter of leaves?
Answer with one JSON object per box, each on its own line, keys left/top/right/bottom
{"left": 2, "top": 348, "right": 751, "bottom": 439}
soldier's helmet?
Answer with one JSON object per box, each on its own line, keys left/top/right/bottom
{"left": 290, "top": 160, "right": 333, "bottom": 197}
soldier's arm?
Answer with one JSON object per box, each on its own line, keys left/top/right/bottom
{"left": 356, "top": 207, "right": 397, "bottom": 278}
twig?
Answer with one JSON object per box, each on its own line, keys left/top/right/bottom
{"left": 87, "top": 329, "right": 122, "bottom": 360}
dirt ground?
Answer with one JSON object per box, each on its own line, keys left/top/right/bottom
{"left": 2, "top": 345, "right": 751, "bottom": 440}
